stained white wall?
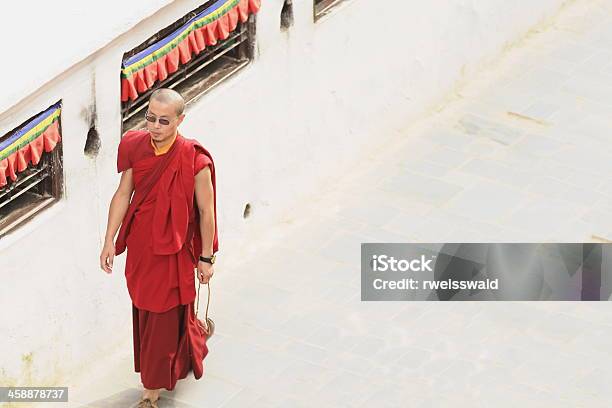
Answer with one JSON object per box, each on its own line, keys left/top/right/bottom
{"left": 0, "top": 0, "right": 568, "bottom": 388}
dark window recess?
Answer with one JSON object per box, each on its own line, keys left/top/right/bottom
{"left": 281, "top": 0, "right": 294, "bottom": 30}
{"left": 0, "top": 126, "right": 64, "bottom": 238}
{"left": 314, "top": 0, "right": 346, "bottom": 21}
{"left": 121, "top": 8, "right": 257, "bottom": 131}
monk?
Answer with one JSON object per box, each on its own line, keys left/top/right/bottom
{"left": 99, "top": 88, "right": 218, "bottom": 408}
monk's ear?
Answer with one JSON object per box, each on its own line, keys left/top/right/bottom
{"left": 177, "top": 113, "right": 185, "bottom": 126}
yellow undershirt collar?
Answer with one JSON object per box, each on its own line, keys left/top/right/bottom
{"left": 150, "top": 132, "right": 178, "bottom": 156}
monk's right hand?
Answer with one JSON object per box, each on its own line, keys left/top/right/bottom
{"left": 100, "top": 240, "right": 115, "bottom": 274}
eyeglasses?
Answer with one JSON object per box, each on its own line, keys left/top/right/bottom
{"left": 145, "top": 112, "right": 173, "bottom": 126}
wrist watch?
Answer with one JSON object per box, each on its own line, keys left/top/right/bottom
{"left": 199, "top": 254, "right": 216, "bottom": 264}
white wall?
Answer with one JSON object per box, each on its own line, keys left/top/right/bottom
{"left": 0, "top": 0, "right": 173, "bottom": 115}
{"left": 0, "top": 0, "right": 569, "bottom": 389}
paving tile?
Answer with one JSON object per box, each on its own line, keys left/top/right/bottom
{"left": 170, "top": 376, "right": 242, "bottom": 408}
{"left": 459, "top": 157, "right": 533, "bottom": 187}
{"left": 378, "top": 170, "right": 464, "bottom": 206}
{"left": 443, "top": 180, "right": 530, "bottom": 223}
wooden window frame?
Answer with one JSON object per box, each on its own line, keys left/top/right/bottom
{"left": 121, "top": 3, "right": 258, "bottom": 131}
{"left": 0, "top": 116, "right": 64, "bottom": 238}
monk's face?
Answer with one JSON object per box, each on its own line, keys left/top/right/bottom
{"left": 146, "top": 99, "right": 185, "bottom": 143}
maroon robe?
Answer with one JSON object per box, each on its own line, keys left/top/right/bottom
{"left": 115, "top": 130, "right": 218, "bottom": 312}
{"left": 115, "top": 130, "right": 218, "bottom": 389}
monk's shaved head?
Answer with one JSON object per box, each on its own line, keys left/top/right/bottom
{"left": 149, "top": 88, "right": 185, "bottom": 116}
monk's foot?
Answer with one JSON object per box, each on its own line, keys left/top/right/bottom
{"left": 135, "top": 397, "right": 159, "bottom": 408}
{"left": 141, "top": 389, "right": 160, "bottom": 405}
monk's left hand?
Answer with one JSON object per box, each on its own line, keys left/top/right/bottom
{"left": 197, "top": 261, "right": 214, "bottom": 284}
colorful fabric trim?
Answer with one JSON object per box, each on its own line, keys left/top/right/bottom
{"left": 0, "top": 103, "right": 62, "bottom": 188}
{"left": 121, "top": 0, "right": 261, "bottom": 102}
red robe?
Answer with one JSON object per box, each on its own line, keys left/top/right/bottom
{"left": 114, "top": 130, "right": 218, "bottom": 388}
{"left": 115, "top": 130, "right": 218, "bottom": 313}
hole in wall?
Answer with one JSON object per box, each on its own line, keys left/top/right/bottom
{"left": 84, "top": 73, "right": 101, "bottom": 158}
{"left": 243, "top": 202, "right": 252, "bottom": 219}
{"left": 84, "top": 126, "right": 101, "bottom": 157}
{"left": 280, "top": 0, "right": 294, "bottom": 30}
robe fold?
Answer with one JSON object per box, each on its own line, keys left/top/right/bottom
{"left": 115, "top": 129, "right": 217, "bottom": 390}
{"left": 133, "top": 301, "right": 209, "bottom": 390}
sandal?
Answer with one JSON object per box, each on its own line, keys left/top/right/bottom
{"left": 134, "top": 397, "right": 159, "bottom": 408}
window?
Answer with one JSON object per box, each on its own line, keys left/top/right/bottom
{"left": 120, "top": 0, "right": 261, "bottom": 130}
{"left": 314, "top": 0, "right": 346, "bottom": 21}
{"left": 0, "top": 102, "right": 63, "bottom": 238}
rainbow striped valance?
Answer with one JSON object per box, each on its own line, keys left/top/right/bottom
{"left": 121, "top": 0, "right": 261, "bottom": 102}
{"left": 0, "top": 103, "right": 62, "bottom": 188}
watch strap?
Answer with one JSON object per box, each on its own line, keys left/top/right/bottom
{"left": 199, "top": 254, "right": 215, "bottom": 264}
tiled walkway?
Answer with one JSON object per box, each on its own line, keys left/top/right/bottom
{"left": 69, "top": 1, "right": 612, "bottom": 407}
